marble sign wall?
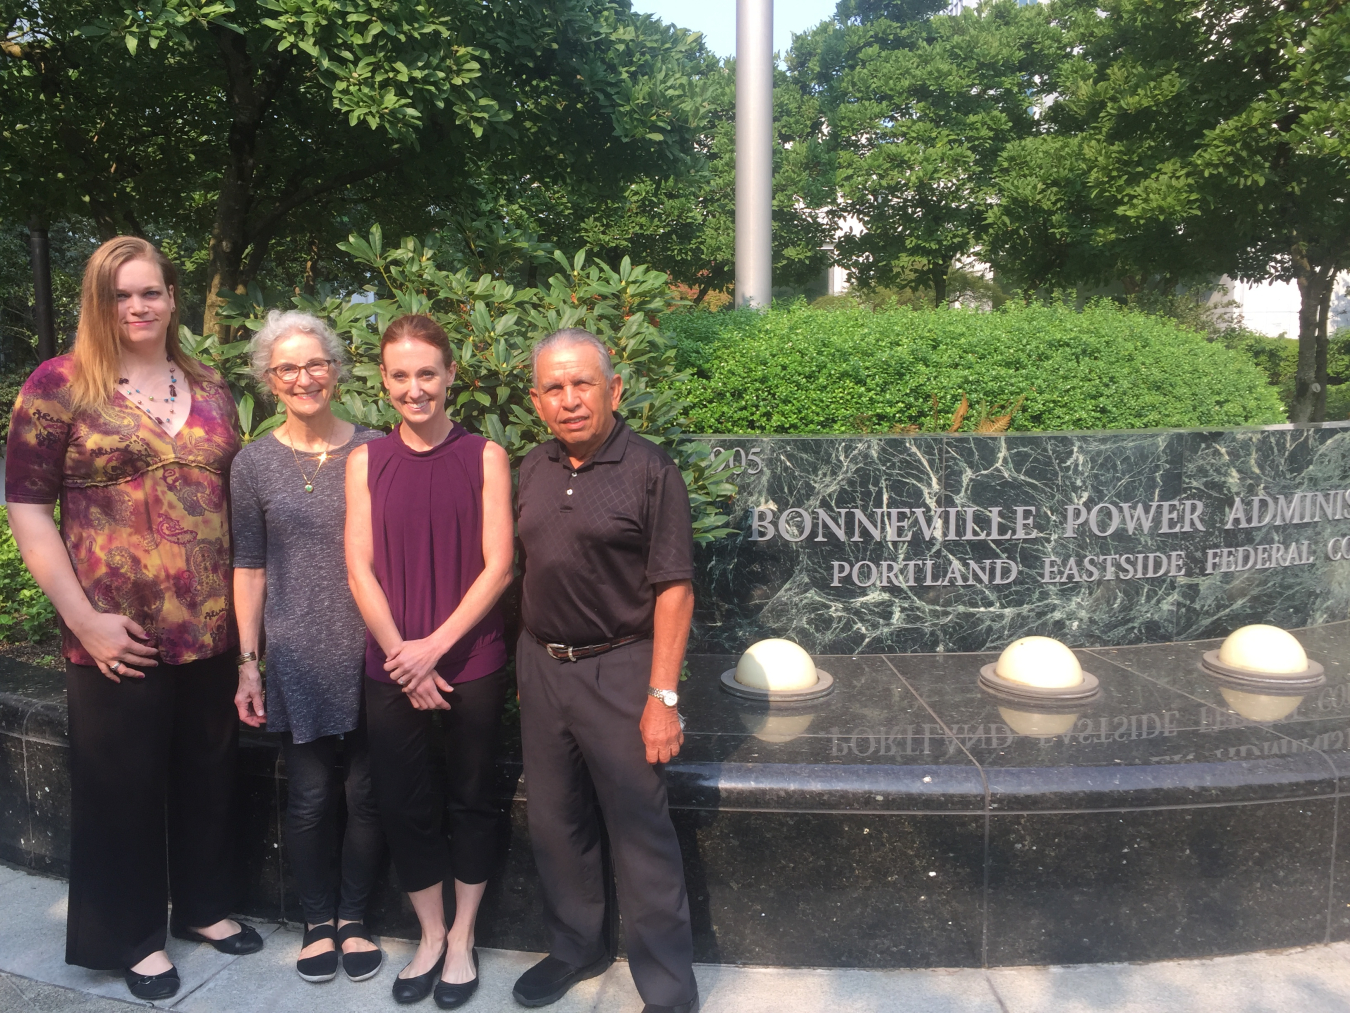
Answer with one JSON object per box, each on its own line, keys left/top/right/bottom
{"left": 691, "top": 422, "right": 1350, "bottom": 654}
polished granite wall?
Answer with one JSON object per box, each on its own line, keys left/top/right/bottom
{"left": 692, "top": 423, "right": 1350, "bottom": 654}
{"left": 3, "top": 621, "right": 1349, "bottom": 968}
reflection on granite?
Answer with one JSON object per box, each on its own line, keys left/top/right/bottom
{"left": 693, "top": 425, "right": 1350, "bottom": 654}
{"left": 3, "top": 623, "right": 1350, "bottom": 967}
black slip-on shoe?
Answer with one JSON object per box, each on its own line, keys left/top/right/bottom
{"left": 642, "top": 995, "right": 699, "bottom": 1013}
{"left": 338, "top": 921, "right": 384, "bottom": 982}
{"left": 296, "top": 923, "right": 339, "bottom": 982}
{"left": 512, "top": 953, "right": 612, "bottom": 1007}
{"left": 433, "top": 948, "right": 479, "bottom": 1009}
{"left": 124, "top": 966, "right": 180, "bottom": 1001}
{"left": 393, "top": 946, "right": 446, "bottom": 1004}
{"left": 171, "top": 920, "right": 265, "bottom": 955}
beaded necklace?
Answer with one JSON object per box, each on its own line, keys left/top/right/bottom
{"left": 117, "top": 356, "right": 179, "bottom": 428}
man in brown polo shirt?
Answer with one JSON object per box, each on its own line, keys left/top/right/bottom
{"left": 511, "top": 328, "right": 698, "bottom": 1013}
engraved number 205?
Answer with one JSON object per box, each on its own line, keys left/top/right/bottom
{"left": 710, "top": 446, "right": 764, "bottom": 475}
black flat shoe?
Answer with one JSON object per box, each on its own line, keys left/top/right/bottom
{"left": 433, "top": 948, "right": 478, "bottom": 1009}
{"left": 392, "top": 946, "right": 445, "bottom": 1005}
{"left": 171, "top": 920, "right": 264, "bottom": 955}
{"left": 124, "top": 966, "right": 180, "bottom": 1001}
{"left": 512, "top": 953, "right": 612, "bottom": 1007}
{"left": 296, "top": 923, "right": 338, "bottom": 982}
{"left": 338, "top": 921, "right": 384, "bottom": 982}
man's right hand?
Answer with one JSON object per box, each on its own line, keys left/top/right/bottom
{"left": 72, "top": 612, "right": 159, "bottom": 682}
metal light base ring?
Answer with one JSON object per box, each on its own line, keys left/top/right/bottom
{"left": 977, "top": 664, "right": 1102, "bottom": 709}
{"left": 1200, "top": 651, "right": 1326, "bottom": 695}
{"left": 720, "top": 669, "right": 836, "bottom": 702}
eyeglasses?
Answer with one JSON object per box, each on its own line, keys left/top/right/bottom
{"left": 268, "top": 359, "right": 337, "bottom": 383}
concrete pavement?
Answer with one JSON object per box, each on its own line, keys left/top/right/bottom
{"left": 1, "top": 868, "right": 1349, "bottom": 1012}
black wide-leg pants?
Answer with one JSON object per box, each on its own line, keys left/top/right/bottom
{"left": 64, "top": 654, "right": 239, "bottom": 971}
{"left": 516, "top": 634, "right": 697, "bottom": 1008}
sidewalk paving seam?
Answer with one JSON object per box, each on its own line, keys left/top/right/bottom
{"left": 982, "top": 971, "right": 1012, "bottom": 1013}
{"left": 167, "top": 925, "right": 283, "bottom": 1010}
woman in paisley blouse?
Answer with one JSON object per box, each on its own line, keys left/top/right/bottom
{"left": 5, "top": 237, "right": 262, "bottom": 1002}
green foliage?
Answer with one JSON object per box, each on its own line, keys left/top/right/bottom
{"left": 816, "top": 1, "right": 1059, "bottom": 304}
{"left": 2, "top": 0, "right": 718, "bottom": 334}
{"left": 1221, "top": 328, "right": 1350, "bottom": 421}
{"left": 987, "top": 0, "right": 1350, "bottom": 420}
{"left": 0, "top": 507, "right": 59, "bottom": 644}
{"left": 666, "top": 302, "right": 1288, "bottom": 435}
{"left": 208, "top": 225, "right": 736, "bottom": 542}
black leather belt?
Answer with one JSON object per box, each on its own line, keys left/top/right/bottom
{"left": 529, "top": 630, "right": 646, "bottom": 662}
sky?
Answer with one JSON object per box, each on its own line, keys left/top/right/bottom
{"left": 629, "top": 1, "right": 839, "bottom": 59}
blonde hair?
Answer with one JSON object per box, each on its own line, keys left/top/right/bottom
{"left": 70, "top": 236, "right": 209, "bottom": 411}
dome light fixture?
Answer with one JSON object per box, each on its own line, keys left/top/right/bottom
{"left": 1201, "top": 625, "right": 1324, "bottom": 721}
{"left": 978, "top": 636, "right": 1101, "bottom": 735}
{"left": 721, "top": 638, "right": 835, "bottom": 701}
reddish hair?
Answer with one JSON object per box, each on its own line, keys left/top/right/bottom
{"left": 380, "top": 314, "right": 454, "bottom": 367}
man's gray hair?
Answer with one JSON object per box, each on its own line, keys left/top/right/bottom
{"left": 531, "top": 328, "right": 615, "bottom": 384}
{"left": 249, "top": 309, "right": 348, "bottom": 383}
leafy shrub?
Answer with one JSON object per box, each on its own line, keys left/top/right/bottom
{"left": 203, "top": 226, "right": 736, "bottom": 542}
{"left": 0, "top": 507, "right": 59, "bottom": 644}
{"left": 1221, "top": 327, "right": 1350, "bottom": 421}
{"left": 665, "top": 302, "right": 1288, "bottom": 434}
{"left": 0, "top": 364, "right": 33, "bottom": 445}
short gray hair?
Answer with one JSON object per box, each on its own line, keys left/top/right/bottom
{"left": 531, "top": 328, "right": 614, "bottom": 384}
{"left": 249, "top": 310, "right": 348, "bottom": 383}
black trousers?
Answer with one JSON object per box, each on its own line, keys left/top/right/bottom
{"left": 282, "top": 717, "right": 384, "bottom": 926}
{"left": 65, "top": 654, "right": 238, "bottom": 970}
{"left": 365, "top": 668, "right": 507, "bottom": 893}
{"left": 516, "top": 634, "right": 696, "bottom": 1008}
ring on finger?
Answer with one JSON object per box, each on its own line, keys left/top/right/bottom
{"left": 109, "top": 661, "right": 122, "bottom": 674}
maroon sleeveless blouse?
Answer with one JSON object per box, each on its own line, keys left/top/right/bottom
{"left": 364, "top": 422, "right": 506, "bottom": 684}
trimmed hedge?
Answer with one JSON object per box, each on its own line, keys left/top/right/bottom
{"left": 665, "top": 303, "right": 1288, "bottom": 434}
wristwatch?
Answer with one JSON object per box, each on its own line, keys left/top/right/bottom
{"left": 648, "top": 686, "right": 679, "bottom": 707}
{"left": 237, "top": 651, "right": 259, "bottom": 665}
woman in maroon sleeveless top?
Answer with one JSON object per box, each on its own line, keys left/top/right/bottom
{"left": 345, "top": 314, "right": 513, "bottom": 1007}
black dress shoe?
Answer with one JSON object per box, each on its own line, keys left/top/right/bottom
{"left": 296, "top": 923, "right": 339, "bottom": 982}
{"left": 642, "top": 996, "right": 699, "bottom": 1013}
{"left": 171, "top": 920, "right": 265, "bottom": 955}
{"left": 512, "top": 953, "right": 612, "bottom": 1007}
{"left": 124, "top": 966, "right": 180, "bottom": 1001}
{"left": 338, "top": 921, "right": 384, "bottom": 982}
{"left": 433, "top": 948, "right": 478, "bottom": 1009}
{"left": 392, "top": 946, "right": 446, "bottom": 1004}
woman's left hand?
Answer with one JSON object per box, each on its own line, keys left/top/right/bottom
{"left": 384, "top": 637, "right": 452, "bottom": 710}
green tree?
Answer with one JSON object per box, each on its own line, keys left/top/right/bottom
{"left": 519, "top": 54, "right": 835, "bottom": 303}
{"left": 1, "top": 1, "right": 713, "bottom": 335}
{"left": 811, "top": 0, "right": 1057, "bottom": 305}
{"left": 988, "top": 0, "right": 1350, "bottom": 421}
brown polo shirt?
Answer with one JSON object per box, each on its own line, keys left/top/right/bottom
{"left": 516, "top": 414, "right": 695, "bottom": 646}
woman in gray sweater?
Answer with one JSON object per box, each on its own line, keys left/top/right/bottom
{"left": 230, "top": 311, "right": 385, "bottom": 983}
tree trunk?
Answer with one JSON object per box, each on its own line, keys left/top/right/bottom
{"left": 932, "top": 262, "right": 949, "bottom": 307}
{"left": 302, "top": 237, "right": 319, "bottom": 296}
{"left": 27, "top": 213, "right": 56, "bottom": 361}
{"left": 201, "top": 27, "right": 290, "bottom": 339}
{"left": 1289, "top": 243, "right": 1334, "bottom": 423}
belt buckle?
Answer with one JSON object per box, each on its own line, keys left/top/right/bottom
{"left": 546, "top": 642, "right": 573, "bottom": 662}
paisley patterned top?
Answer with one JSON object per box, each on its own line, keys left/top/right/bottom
{"left": 5, "top": 354, "right": 242, "bottom": 666}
